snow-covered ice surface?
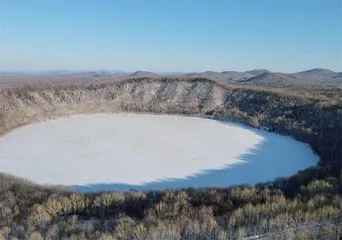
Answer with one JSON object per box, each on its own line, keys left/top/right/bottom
{"left": 0, "top": 114, "right": 319, "bottom": 192}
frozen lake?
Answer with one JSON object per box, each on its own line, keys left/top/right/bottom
{"left": 0, "top": 114, "right": 319, "bottom": 192}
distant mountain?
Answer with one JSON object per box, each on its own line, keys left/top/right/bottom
{"left": 1, "top": 68, "right": 340, "bottom": 89}
{"left": 182, "top": 71, "right": 252, "bottom": 82}
{"left": 129, "top": 71, "right": 160, "bottom": 78}
{"left": 45, "top": 70, "right": 88, "bottom": 75}
{"left": 0, "top": 70, "right": 128, "bottom": 76}
{"left": 294, "top": 68, "right": 337, "bottom": 79}
{"left": 199, "top": 71, "right": 222, "bottom": 78}
{"left": 98, "top": 70, "right": 129, "bottom": 76}
{"left": 274, "top": 72, "right": 298, "bottom": 79}
{"left": 236, "top": 70, "right": 341, "bottom": 89}
{"left": 240, "top": 72, "right": 289, "bottom": 83}
{"left": 74, "top": 71, "right": 115, "bottom": 78}
{"left": 0, "top": 70, "right": 80, "bottom": 76}
{"left": 220, "top": 71, "right": 253, "bottom": 80}
{"left": 236, "top": 72, "right": 300, "bottom": 88}
{"left": 245, "top": 69, "right": 271, "bottom": 75}
{"left": 157, "top": 72, "right": 187, "bottom": 76}
{"left": 183, "top": 71, "right": 221, "bottom": 79}
{"left": 297, "top": 68, "right": 335, "bottom": 75}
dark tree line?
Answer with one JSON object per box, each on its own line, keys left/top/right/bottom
{"left": 0, "top": 167, "right": 341, "bottom": 239}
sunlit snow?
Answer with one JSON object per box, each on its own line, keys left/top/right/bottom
{"left": 0, "top": 114, "right": 319, "bottom": 192}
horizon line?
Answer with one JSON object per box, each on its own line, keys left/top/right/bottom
{"left": 0, "top": 67, "right": 340, "bottom": 75}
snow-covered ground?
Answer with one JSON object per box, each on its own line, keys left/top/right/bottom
{"left": 0, "top": 114, "right": 319, "bottom": 192}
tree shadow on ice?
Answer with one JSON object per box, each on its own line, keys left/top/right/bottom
{"left": 70, "top": 120, "right": 318, "bottom": 193}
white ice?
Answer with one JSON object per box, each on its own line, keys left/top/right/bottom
{"left": 0, "top": 114, "right": 319, "bottom": 192}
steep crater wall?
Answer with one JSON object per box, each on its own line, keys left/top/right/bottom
{"left": 0, "top": 78, "right": 227, "bottom": 133}
{"left": 1, "top": 78, "right": 341, "bottom": 173}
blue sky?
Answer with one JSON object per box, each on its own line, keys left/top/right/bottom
{"left": 0, "top": 0, "right": 341, "bottom": 73}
